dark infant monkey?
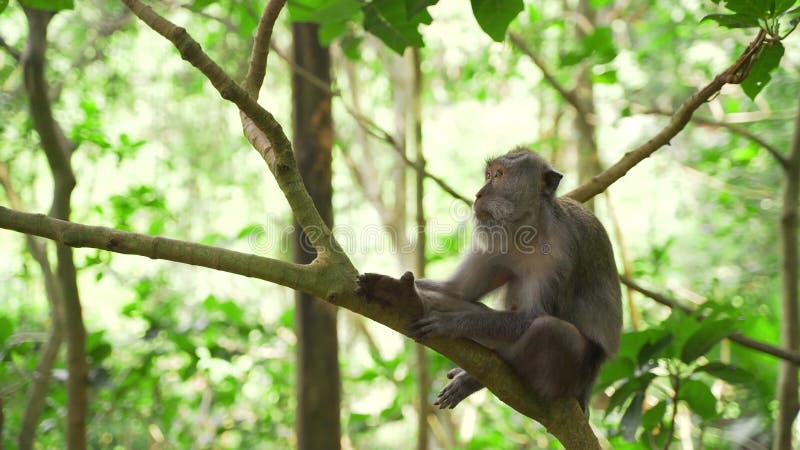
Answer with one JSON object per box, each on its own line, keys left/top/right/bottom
{"left": 360, "top": 147, "right": 622, "bottom": 412}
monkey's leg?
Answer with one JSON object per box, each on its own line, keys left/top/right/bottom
{"left": 409, "top": 309, "right": 532, "bottom": 349}
{"left": 501, "top": 316, "right": 593, "bottom": 407}
{"left": 434, "top": 368, "right": 484, "bottom": 409}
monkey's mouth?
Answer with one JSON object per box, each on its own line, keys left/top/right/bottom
{"left": 474, "top": 206, "right": 493, "bottom": 222}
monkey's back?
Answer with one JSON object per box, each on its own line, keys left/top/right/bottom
{"left": 551, "top": 197, "right": 623, "bottom": 357}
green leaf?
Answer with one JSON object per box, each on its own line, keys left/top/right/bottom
{"left": 680, "top": 318, "right": 737, "bottom": 363}
{"left": 190, "top": 0, "right": 218, "bottom": 9}
{"left": 641, "top": 400, "right": 667, "bottom": 431}
{"left": 19, "top": 0, "right": 73, "bottom": 11}
{"left": 592, "top": 69, "right": 618, "bottom": 84}
{"left": 693, "top": 361, "right": 754, "bottom": 384}
{"left": 319, "top": 20, "right": 349, "bottom": 44}
{"left": 590, "top": 0, "right": 613, "bottom": 7}
{"left": 595, "top": 357, "right": 635, "bottom": 389}
{"left": 679, "top": 379, "right": 718, "bottom": 420}
{"left": 742, "top": 42, "right": 784, "bottom": 100}
{"left": 0, "top": 317, "right": 12, "bottom": 347}
{"left": 786, "top": 5, "right": 800, "bottom": 25}
{"left": 470, "top": 0, "right": 524, "bottom": 42}
{"left": 701, "top": 13, "right": 761, "bottom": 28}
{"left": 724, "top": 0, "right": 770, "bottom": 19}
{"left": 363, "top": 0, "right": 432, "bottom": 54}
{"left": 288, "top": 0, "right": 361, "bottom": 23}
{"left": 637, "top": 333, "right": 674, "bottom": 367}
{"left": 585, "top": 26, "right": 617, "bottom": 64}
{"left": 618, "top": 329, "right": 671, "bottom": 361}
{"left": 561, "top": 26, "right": 616, "bottom": 66}
{"left": 0, "top": 0, "right": 8, "bottom": 14}
{"left": 732, "top": 143, "right": 759, "bottom": 162}
{"left": 607, "top": 373, "right": 656, "bottom": 415}
{"left": 775, "top": 0, "right": 797, "bottom": 15}
{"left": 86, "top": 331, "right": 112, "bottom": 364}
{"left": 620, "top": 391, "right": 644, "bottom": 442}
{"left": 406, "top": 0, "right": 438, "bottom": 18}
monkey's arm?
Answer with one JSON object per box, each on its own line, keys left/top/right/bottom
{"left": 416, "top": 251, "right": 512, "bottom": 304}
{"left": 410, "top": 309, "right": 532, "bottom": 351}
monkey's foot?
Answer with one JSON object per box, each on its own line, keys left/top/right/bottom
{"left": 434, "top": 368, "right": 483, "bottom": 409}
{"left": 355, "top": 271, "right": 424, "bottom": 317}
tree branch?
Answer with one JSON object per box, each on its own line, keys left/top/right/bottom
{"left": 0, "top": 204, "right": 599, "bottom": 448}
{"left": 242, "top": 0, "right": 285, "bottom": 97}
{"left": 21, "top": 7, "right": 87, "bottom": 449}
{"left": 0, "top": 207, "right": 323, "bottom": 295}
{"left": 774, "top": 88, "right": 800, "bottom": 449}
{"left": 645, "top": 108, "right": 789, "bottom": 169}
{"left": 620, "top": 276, "right": 800, "bottom": 364}
{"left": 0, "top": 163, "right": 64, "bottom": 450}
{"left": 565, "top": 30, "right": 767, "bottom": 202}
{"left": 508, "top": 32, "right": 583, "bottom": 115}
{"left": 0, "top": 34, "right": 20, "bottom": 61}
{"left": 122, "top": 0, "right": 348, "bottom": 270}
{"left": 269, "top": 41, "right": 472, "bottom": 206}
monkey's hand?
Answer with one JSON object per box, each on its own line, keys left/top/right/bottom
{"left": 409, "top": 311, "right": 462, "bottom": 341}
{"left": 355, "top": 271, "right": 424, "bottom": 317}
{"left": 434, "top": 368, "right": 483, "bottom": 409}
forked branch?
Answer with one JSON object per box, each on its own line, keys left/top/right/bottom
{"left": 566, "top": 30, "right": 768, "bottom": 202}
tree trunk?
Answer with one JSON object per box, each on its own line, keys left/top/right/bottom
{"left": 409, "top": 47, "right": 431, "bottom": 450}
{"left": 291, "top": 22, "right": 341, "bottom": 450}
{"left": 773, "top": 95, "right": 800, "bottom": 450}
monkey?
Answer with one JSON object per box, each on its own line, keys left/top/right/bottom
{"left": 358, "top": 147, "right": 622, "bottom": 412}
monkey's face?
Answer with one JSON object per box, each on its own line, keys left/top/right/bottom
{"left": 473, "top": 149, "right": 561, "bottom": 226}
{"left": 474, "top": 160, "right": 531, "bottom": 225}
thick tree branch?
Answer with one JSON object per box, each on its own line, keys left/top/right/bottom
{"left": 0, "top": 205, "right": 598, "bottom": 448}
{"left": 22, "top": 7, "right": 86, "bottom": 450}
{"left": 774, "top": 91, "right": 800, "bottom": 450}
{"left": 0, "top": 207, "right": 322, "bottom": 295}
{"left": 565, "top": 30, "right": 767, "bottom": 202}
{"left": 620, "top": 276, "right": 800, "bottom": 364}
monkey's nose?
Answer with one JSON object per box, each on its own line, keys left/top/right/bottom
{"left": 475, "top": 192, "right": 483, "bottom": 199}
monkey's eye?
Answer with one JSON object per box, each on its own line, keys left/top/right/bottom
{"left": 494, "top": 169, "right": 503, "bottom": 178}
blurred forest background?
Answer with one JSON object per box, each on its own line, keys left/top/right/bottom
{"left": 1, "top": 0, "right": 800, "bottom": 449}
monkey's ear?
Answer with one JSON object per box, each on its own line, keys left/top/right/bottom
{"left": 542, "top": 169, "right": 563, "bottom": 196}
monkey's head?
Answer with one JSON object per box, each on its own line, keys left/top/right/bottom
{"left": 473, "top": 148, "right": 563, "bottom": 226}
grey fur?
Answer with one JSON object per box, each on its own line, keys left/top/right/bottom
{"left": 411, "top": 148, "right": 622, "bottom": 411}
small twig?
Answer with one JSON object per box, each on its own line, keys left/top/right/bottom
{"left": 270, "top": 42, "right": 472, "bottom": 206}
{"left": 508, "top": 32, "right": 583, "bottom": 116}
{"left": 243, "top": 0, "right": 286, "bottom": 97}
{"left": 645, "top": 108, "right": 789, "bottom": 169}
{"left": 0, "top": 35, "right": 20, "bottom": 62}
{"left": 620, "top": 276, "right": 800, "bottom": 364}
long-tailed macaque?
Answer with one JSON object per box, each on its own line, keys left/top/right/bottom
{"left": 358, "top": 148, "right": 622, "bottom": 411}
